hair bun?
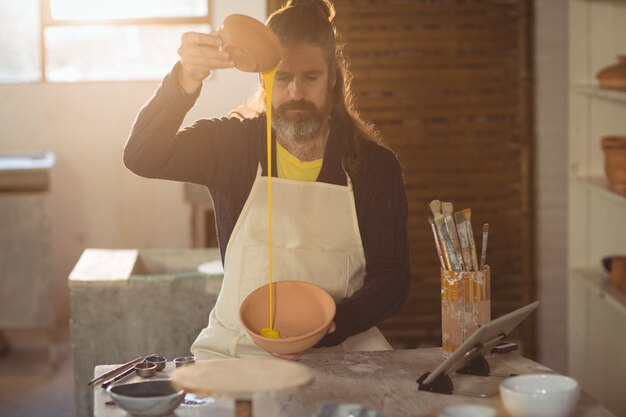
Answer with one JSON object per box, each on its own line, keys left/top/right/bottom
{"left": 287, "top": 0, "right": 335, "bottom": 22}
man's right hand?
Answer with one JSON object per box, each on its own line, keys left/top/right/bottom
{"left": 177, "top": 31, "right": 235, "bottom": 94}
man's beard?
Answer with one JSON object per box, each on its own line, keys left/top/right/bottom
{"left": 272, "top": 98, "right": 331, "bottom": 142}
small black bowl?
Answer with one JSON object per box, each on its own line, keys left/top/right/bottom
{"left": 173, "top": 356, "right": 195, "bottom": 367}
{"left": 134, "top": 361, "right": 156, "bottom": 378}
{"left": 107, "top": 380, "right": 184, "bottom": 416}
{"left": 145, "top": 354, "right": 167, "bottom": 371}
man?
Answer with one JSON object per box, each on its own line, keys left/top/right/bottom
{"left": 124, "top": 0, "right": 410, "bottom": 360}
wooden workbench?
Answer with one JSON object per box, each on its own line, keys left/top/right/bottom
{"left": 94, "top": 348, "right": 616, "bottom": 417}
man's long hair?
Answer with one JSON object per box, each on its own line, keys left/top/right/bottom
{"left": 232, "top": 0, "right": 385, "bottom": 183}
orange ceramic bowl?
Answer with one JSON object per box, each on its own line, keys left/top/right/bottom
{"left": 239, "top": 280, "right": 336, "bottom": 355}
{"left": 220, "top": 14, "right": 282, "bottom": 73}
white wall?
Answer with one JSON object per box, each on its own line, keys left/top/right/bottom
{"left": 534, "top": 0, "right": 568, "bottom": 372}
{"left": 0, "top": 1, "right": 264, "bottom": 326}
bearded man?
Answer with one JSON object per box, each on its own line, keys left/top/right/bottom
{"left": 124, "top": 0, "right": 410, "bottom": 360}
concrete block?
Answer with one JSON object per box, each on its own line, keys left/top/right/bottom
{"left": 69, "top": 248, "right": 223, "bottom": 417}
{"left": 0, "top": 193, "right": 53, "bottom": 328}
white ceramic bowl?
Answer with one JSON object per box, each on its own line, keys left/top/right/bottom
{"left": 500, "top": 374, "right": 580, "bottom": 417}
{"left": 313, "top": 402, "right": 385, "bottom": 417}
{"left": 440, "top": 404, "right": 496, "bottom": 417}
{"left": 107, "top": 380, "right": 185, "bottom": 417}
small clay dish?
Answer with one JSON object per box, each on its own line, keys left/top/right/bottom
{"left": 145, "top": 354, "right": 166, "bottom": 371}
{"left": 220, "top": 14, "right": 282, "bottom": 73}
{"left": 135, "top": 362, "right": 157, "bottom": 378}
{"left": 173, "top": 356, "right": 196, "bottom": 368}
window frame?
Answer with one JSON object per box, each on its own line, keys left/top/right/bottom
{"left": 38, "top": 0, "right": 212, "bottom": 82}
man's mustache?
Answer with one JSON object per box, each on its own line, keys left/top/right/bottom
{"left": 275, "top": 100, "right": 318, "bottom": 113}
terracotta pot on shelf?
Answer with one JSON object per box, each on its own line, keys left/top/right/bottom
{"left": 596, "top": 55, "right": 626, "bottom": 90}
{"left": 601, "top": 135, "right": 626, "bottom": 195}
{"left": 610, "top": 256, "right": 626, "bottom": 294}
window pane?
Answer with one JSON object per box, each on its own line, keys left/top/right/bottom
{"left": 50, "top": 0, "right": 209, "bottom": 20}
{"left": 0, "top": 1, "right": 40, "bottom": 83}
{"left": 45, "top": 24, "right": 210, "bottom": 82}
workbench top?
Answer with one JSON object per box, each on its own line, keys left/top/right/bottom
{"left": 94, "top": 348, "right": 616, "bottom": 417}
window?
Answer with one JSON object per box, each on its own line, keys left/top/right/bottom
{"left": 0, "top": 2, "right": 40, "bottom": 83}
{"left": 0, "top": 0, "right": 211, "bottom": 83}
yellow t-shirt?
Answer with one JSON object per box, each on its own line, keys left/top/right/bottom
{"left": 276, "top": 141, "right": 323, "bottom": 181}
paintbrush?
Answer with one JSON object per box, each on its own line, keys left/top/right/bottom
{"left": 429, "top": 199, "right": 441, "bottom": 217}
{"left": 463, "top": 208, "right": 480, "bottom": 271}
{"left": 453, "top": 210, "right": 473, "bottom": 272}
{"left": 428, "top": 216, "right": 448, "bottom": 270}
{"left": 433, "top": 213, "right": 463, "bottom": 272}
{"left": 434, "top": 213, "right": 463, "bottom": 272}
{"left": 480, "top": 223, "right": 489, "bottom": 269}
{"left": 430, "top": 200, "right": 462, "bottom": 271}
{"left": 429, "top": 200, "right": 453, "bottom": 270}
{"left": 441, "top": 202, "right": 465, "bottom": 272}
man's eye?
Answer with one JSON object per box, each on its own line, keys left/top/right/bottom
{"left": 305, "top": 75, "right": 318, "bottom": 81}
{"left": 276, "top": 75, "right": 291, "bottom": 81}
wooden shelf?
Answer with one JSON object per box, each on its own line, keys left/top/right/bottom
{"left": 571, "top": 267, "right": 626, "bottom": 316}
{"left": 568, "top": 2, "right": 626, "bottom": 413}
{"left": 571, "top": 176, "right": 626, "bottom": 208}
{"left": 571, "top": 84, "right": 626, "bottom": 104}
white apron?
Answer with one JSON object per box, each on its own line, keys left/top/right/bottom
{"left": 191, "top": 165, "right": 391, "bottom": 359}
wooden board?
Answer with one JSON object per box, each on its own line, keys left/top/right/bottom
{"left": 170, "top": 358, "right": 312, "bottom": 398}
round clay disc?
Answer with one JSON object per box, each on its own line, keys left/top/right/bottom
{"left": 170, "top": 358, "right": 312, "bottom": 398}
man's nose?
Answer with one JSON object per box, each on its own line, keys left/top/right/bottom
{"left": 288, "top": 78, "right": 303, "bottom": 100}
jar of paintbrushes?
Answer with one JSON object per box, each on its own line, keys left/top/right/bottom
{"left": 428, "top": 200, "right": 491, "bottom": 357}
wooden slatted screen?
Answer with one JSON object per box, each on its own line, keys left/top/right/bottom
{"left": 267, "top": 0, "right": 535, "bottom": 358}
